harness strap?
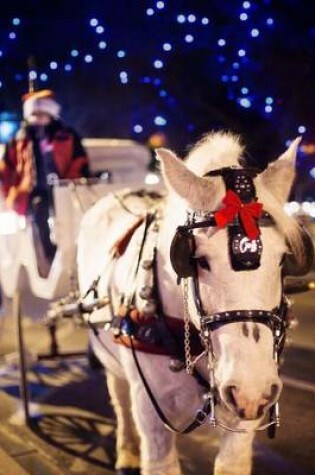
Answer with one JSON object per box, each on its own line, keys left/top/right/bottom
{"left": 129, "top": 336, "right": 211, "bottom": 434}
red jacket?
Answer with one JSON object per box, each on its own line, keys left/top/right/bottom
{"left": 0, "top": 121, "right": 89, "bottom": 215}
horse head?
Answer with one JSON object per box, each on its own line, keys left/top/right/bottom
{"left": 157, "top": 133, "right": 312, "bottom": 423}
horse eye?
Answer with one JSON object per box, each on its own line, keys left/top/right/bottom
{"left": 197, "top": 257, "right": 211, "bottom": 271}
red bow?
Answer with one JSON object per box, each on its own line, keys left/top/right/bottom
{"left": 214, "top": 190, "right": 263, "bottom": 240}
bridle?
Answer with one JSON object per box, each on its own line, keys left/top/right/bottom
{"left": 171, "top": 166, "right": 292, "bottom": 350}
{"left": 167, "top": 166, "right": 293, "bottom": 435}
{"left": 176, "top": 210, "right": 290, "bottom": 359}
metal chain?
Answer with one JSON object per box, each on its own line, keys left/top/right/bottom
{"left": 182, "top": 279, "right": 194, "bottom": 374}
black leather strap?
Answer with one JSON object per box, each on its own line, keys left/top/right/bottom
{"left": 200, "top": 309, "right": 282, "bottom": 332}
{"left": 130, "top": 336, "right": 210, "bottom": 434}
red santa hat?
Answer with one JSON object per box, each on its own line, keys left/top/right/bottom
{"left": 22, "top": 89, "right": 61, "bottom": 120}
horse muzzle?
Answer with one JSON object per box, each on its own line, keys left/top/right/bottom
{"left": 221, "top": 380, "right": 283, "bottom": 420}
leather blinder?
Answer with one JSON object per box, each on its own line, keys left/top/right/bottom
{"left": 170, "top": 230, "right": 196, "bottom": 278}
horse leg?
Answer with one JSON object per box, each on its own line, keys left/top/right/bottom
{"left": 214, "top": 429, "right": 255, "bottom": 475}
{"left": 129, "top": 385, "right": 182, "bottom": 475}
{"left": 106, "top": 371, "right": 141, "bottom": 472}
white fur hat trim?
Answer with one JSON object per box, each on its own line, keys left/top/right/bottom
{"left": 23, "top": 96, "right": 61, "bottom": 120}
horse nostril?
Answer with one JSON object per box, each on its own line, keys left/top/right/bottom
{"left": 238, "top": 408, "right": 246, "bottom": 419}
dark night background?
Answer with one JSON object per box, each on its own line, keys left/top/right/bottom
{"left": 0, "top": 0, "right": 315, "bottom": 174}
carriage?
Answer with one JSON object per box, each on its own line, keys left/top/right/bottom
{"left": 0, "top": 138, "right": 155, "bottom": 300}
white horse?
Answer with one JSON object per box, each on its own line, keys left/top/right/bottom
{"left": 77, "top": 132, "right": 309, "bottom": 475}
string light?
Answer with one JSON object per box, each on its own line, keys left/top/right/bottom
{"left": 95, "top": 25, "right": 104, "bottom": 34}
{"left": 239, "top": 97, "right": 252, "bottom": 108}
{"left": 177, "top": 14, "right": 185, "bottom": 23}
{"left": 154, "top": 115, "right": 167, "bottom": 126}
{"left": 187, "top": 14, "right": 196, "bottom": 23}
{"left": 29, "top": 70, "right": 37, "bottom": 80}
{"left": 163, "top": 42, "right": 172, "bottom": 51}
{"left": 153, "top": 59, "right": 163, "bottom": 69}
{"left": 133, "top": 124, "right": 143, "bottom": 133}
{"left": 185, "top": 34, "right": 194, "bottom": 43}
{"left": 1, "top": 4, "right": 283, "bottom": 137}
{"left": 251, "top": 28, "right": 259, "bottom": 37}
{"left": 119, "top": 71, "right": 128, "bottom": 83}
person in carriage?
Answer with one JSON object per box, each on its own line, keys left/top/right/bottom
{"left": 0, "top": 89, "right": 90, "bottom": 266}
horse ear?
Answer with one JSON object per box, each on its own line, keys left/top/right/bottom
{"left": 156, "top": 148, "right": 219, "bottom": 210}
{"left": 260, "top": 137, "right": 301, "bottom": 204}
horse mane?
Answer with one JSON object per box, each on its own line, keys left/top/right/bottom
{"left": 183, "top": 131, "right": 305, "bottom": 263}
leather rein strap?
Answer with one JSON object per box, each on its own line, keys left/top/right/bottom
{"left": 129, "top": 336, "right": 211, "bottom": 434}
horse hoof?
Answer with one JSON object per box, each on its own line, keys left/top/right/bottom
{"left": 116, "top": 468, "right": 141, "bottom": 475}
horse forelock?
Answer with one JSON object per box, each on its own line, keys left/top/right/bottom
{"left": 185, "top": 131, "right": 244, "bottom": 176}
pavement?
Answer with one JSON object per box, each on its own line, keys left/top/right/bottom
{"left": 0, "top": 287, "right": 314, "bottom": 475}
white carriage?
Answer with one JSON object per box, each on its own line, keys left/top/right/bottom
{"left": 0, "top": 138, "right": 156, "bottom": 300}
